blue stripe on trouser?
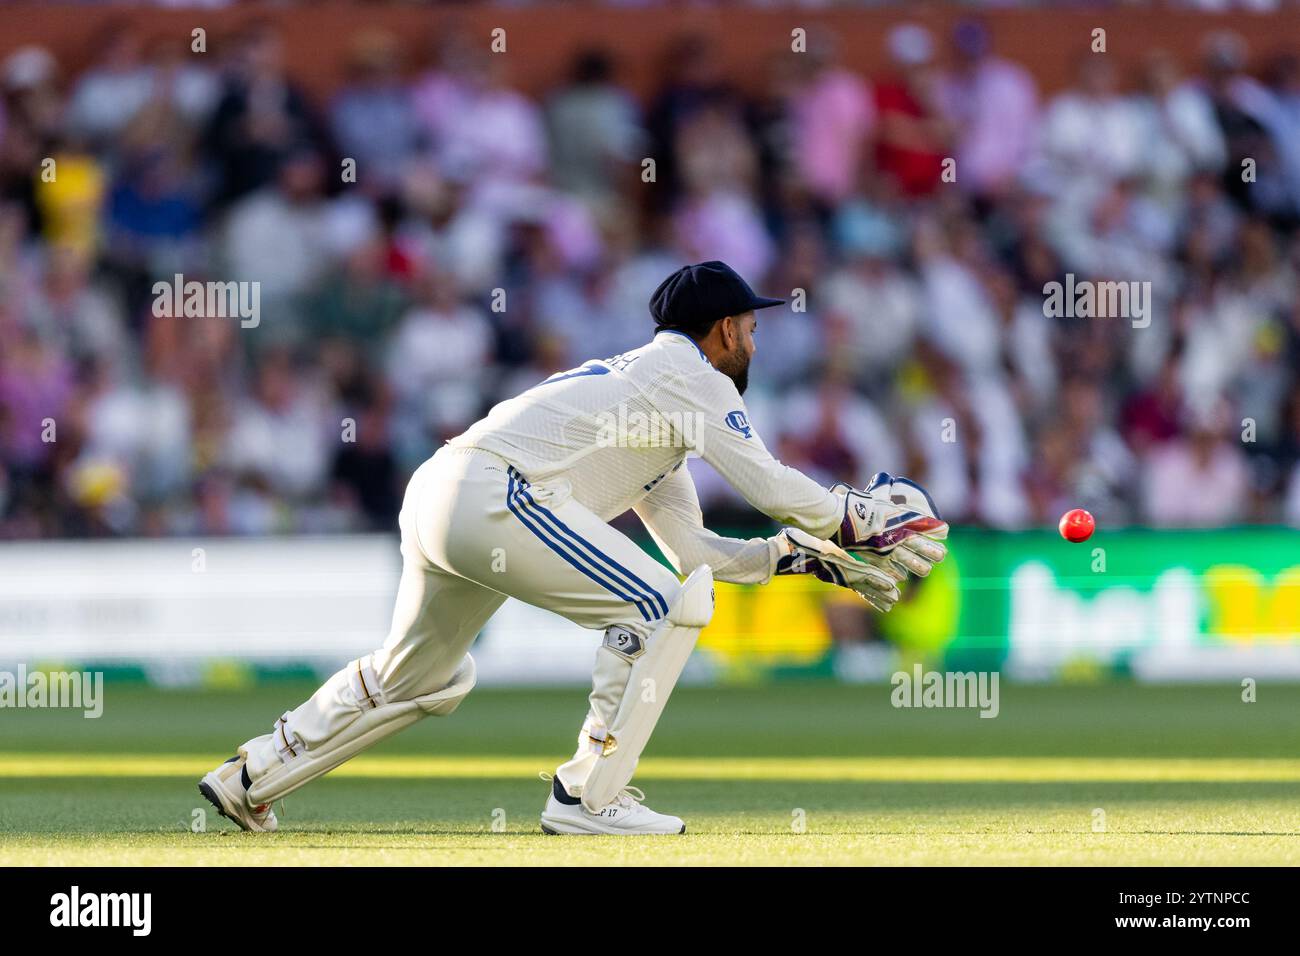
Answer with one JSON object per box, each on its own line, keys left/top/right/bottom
{"left": 505, "top": 471, "right": 654, "bottom": 622}
{"left": 507, "top": 467, "right": 669, "bottom": 619}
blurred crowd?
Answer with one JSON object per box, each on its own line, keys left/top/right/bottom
{"left": 3, "top": 16, "right": 1300, "bottom": 539}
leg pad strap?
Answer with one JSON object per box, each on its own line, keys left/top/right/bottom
{"left": 246, "top": 654, "right": 476, "bottom": 805}
{"left": 580, "top": 565, "right": 713, "bottom": 811}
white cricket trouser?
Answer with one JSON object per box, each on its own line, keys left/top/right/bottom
{"left": 241, "top": 445, "right": 683, "bottom": 795}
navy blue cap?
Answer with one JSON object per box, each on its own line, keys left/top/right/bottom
{"left": 650, "top": 261, "right": 784, "bottom": 335}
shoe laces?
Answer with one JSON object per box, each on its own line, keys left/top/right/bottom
{"left": 614, "top": 786, "right": 645, "bottom": 808}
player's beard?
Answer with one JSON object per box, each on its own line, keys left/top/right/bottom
{"left": 715, "top": 346, "right": 750, "bottom": 396}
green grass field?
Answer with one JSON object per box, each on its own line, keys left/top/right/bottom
{"left": 2, "top": 681, "right": 1298, "bottom": 865}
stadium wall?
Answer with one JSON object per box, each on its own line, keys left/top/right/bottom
{"left": 1, "top": 4, "right": 1298, "bottom": 103}
{"left": 2, "top": 529, "right": 1298, "bottom": 687}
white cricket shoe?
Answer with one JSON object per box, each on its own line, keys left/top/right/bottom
{"left": 539, "top": 775, "right": 685, "bottom": 835}
{"left": 198, "top": 755, "right": 278, "bottom": 832}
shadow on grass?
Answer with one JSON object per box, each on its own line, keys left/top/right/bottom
{"left": 3, "top": 777, "right": 1299, "bottom": 838}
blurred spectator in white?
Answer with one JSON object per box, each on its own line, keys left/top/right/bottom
{"left": 987, "top": 266, "right": 1058, "bottom": 414}
{"left": 24, "top": 246, "right": 126, "bottom": 364}
{"left": 1143, "top": 402, "right": 1249, "bottom": 526}
{"left": 546, "top": 49, "right": 644, "bottom": 207}
{"left": 1182, "top": 287, "right": 1280, "bottom": 415}
{"left": 1058, "top": 377, "right": 1136, "bottom": 521}
{"left": 140, "top": 34, "right": 220, "bottom": 131}
{"left": 1049, "top": 178, "right": 1176, "bottom": 290}
{"left": 1131, "top": 49, "right": 1225, "bottom": 207}
{"left": 939, "top": 19, "right": 1038, "bottom": 200}
{"left": 914, "top": 214, "right": 1002, "bottom": 378}
{"left": 1035, "top": 55, "right": 1144, "bottom": 202}
{"left": 386, "top": 267, "right": 493, "bottom": 463}
{"left": 221, "top": 149, "right": 332, "bottom": 305}
{"left": 822, "top": 199, "right": 918, "bottom": 383}
{"left": 905, "top": 347, "right": 1030, "bottom": 527}
{"left": 224, "top": 348, "right": 335, "bottom": 500}
{"left": 78, "top": 352, "right": 191, "bottom": 504}
{"left": 66, "top": 23, "right": 153, "bottom": 149}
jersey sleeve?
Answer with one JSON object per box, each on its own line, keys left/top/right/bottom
{"left": 633, "top": 463, "right": 781, "bottom": 585}
{"left": 673, "top": 368, "right": 843, "bottom": 538}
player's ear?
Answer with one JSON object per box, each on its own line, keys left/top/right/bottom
{"left": 721, "top": 315, "right": 737, "bottom": 349}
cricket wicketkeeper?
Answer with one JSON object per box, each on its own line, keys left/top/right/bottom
{"left": 200, "top": 261, "right": 949, "bottom": 835}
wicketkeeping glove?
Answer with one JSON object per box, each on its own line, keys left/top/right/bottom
{"left": 831, "top": 472, "right": 949, "bottom": 579}
{"left": 774, "top": 527, "right": 903, "bottom": 613}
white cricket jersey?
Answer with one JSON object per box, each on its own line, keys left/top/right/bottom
{"left": 447, "top": 330, "right": 841, "bottom": 584}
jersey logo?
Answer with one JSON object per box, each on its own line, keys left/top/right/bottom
{"left": 724, "top": 410, "right": 753, "bottom": 439}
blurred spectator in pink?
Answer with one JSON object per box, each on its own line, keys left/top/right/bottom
{"left": 1143, "top": 402, "right": 1249, "bottom": 527}
{"left": 411, "top": 27, "right": 481, "bottom": 159}
{"left": 438, "top": 57, "right": 548, "bottom": 196}
{"left": 939, "top": 19, "right": 1038, "bottom": 201}
{"left": 0, "top": 325, "right": 74, "bottom": 473}
{"left": 788, "top": 30, "right": 874, "bottom": 208}
{"left": 672, "top": 101, "right": 773, "bottom": 280}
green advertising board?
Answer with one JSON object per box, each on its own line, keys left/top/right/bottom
{"left": 684, "top": 527, "right": 1300, "bottom": 681}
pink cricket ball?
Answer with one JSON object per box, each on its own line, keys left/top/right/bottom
{"left": 1059, "top": 508, "right": 1095, "bottom": 543}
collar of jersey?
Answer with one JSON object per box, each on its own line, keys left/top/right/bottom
{"left": 655, "top": 329, "right": 711, "bottom": 365}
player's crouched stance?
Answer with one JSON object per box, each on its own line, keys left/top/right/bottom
{"left": 198, "top": 261, "right": 948, "bottom": 835}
